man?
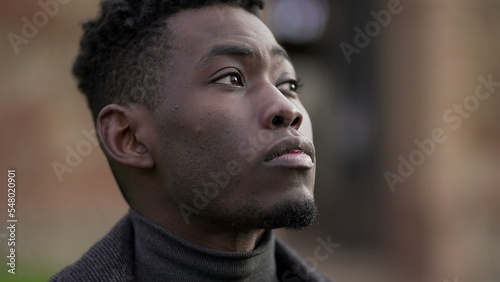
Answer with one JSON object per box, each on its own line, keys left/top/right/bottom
{"left": 51, "top": 0, "right": 330, "bottom": 281}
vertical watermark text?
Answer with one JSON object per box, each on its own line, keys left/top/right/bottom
{"left": 6, "top": 170, "right": 17, "bottom": 275}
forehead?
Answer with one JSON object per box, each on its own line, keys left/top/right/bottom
{"left": 165, "top": 5, "right": 282, "bottom": 61}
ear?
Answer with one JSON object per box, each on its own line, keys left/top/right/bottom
{"left": 97, "top": 104, "right": 155, "bottom": 169}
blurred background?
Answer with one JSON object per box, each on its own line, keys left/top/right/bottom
{"left": 1, "top": 0, "right": 499, "bottom": 281}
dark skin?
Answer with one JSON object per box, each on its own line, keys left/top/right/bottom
{"left": 97, "top": 5, "right": 316, "bottom": 252}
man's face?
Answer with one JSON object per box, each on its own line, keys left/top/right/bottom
{"left": 151, "top": 5, "right": 317, "bottom": 229}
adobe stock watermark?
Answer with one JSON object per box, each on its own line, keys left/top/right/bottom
{"left": 178, "top": 129, "right": 277, "bottom": 224}
{"left": 443, "top": 278, "right": 458, "bottom": 282}
{"left": 51, "top": 71, "right": 158, "bottom": 182}
{"left": 281, "top": 235, "right": 340, "bottom": 282}
{"left": 385, "top": 74, "right": 500, "bottom": 191}
{"left": 179, "top": 127, "right": 305, "bottom": 224}
{"left": 7, "top": 0, "right": 71, "bottom": 54}
{"left": 51, "top": 129, "right": 99, "bottom": 182}
{"left": 339, "top": 0, "right": 411, "bottom": 64}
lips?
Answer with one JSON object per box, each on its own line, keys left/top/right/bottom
{"left": 263, "top": 137, "right": 315, "bottom": 169}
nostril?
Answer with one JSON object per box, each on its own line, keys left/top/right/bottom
{"left": 272, "top": 115, "right": 285, "bottom": 126}
{"left": 290, "top": 116, "right": 301, "bottom": 127}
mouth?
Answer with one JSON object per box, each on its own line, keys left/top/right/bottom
{"left": 263, "top": 137, "right": 315, "bottom": 169}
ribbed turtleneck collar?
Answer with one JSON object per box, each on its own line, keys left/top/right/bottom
{"left": 130, "top": 209, "right": 278, "bottom": 282}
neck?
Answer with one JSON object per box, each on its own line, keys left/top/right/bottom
{"left": 134, "top": 205, "right": 266, "bottom": 252}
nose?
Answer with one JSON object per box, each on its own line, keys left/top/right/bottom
{"left": 259, "top": 84, "right": 303, "bottom": 130}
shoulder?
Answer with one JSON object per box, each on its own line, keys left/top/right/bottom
{"left": 275, "top": 236, "right": 332, "bottom": 282}
{"left": 50, "top": 215, "right": 135, "bottom": 282}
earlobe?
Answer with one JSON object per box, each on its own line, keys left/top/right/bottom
{"left": 97, "top": 104, "right": 155, "bottom": 169}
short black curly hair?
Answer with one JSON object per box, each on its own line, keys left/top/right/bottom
{"left": 73, "top": 0, "right": 264, "bottom": 120}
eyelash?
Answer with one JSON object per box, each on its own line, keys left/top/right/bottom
{"left": 212, "top": 70, "right": 303, "bottom": 95}
{"left": 284, "top": 78, "right": 303, "bottom": 93}
{"left": 213, "top": 71, "right": 245, "bottom": 86}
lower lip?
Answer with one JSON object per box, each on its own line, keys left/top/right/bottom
{"left": 264, "top": 152, "right": 314, "bottom": 169}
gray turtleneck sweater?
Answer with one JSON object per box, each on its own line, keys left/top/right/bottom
{"left": 50, "top": 210, "right": 331, "bottom": 281}
{"left": 130, "top": 209, "right": 278, "bottom": 281}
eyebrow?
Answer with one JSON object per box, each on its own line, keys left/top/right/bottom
{"left": 198, "top": 44, "right": 291, "bottom": 67}
{"left": 270, "top": 46, "right": 291, "bottom": 62}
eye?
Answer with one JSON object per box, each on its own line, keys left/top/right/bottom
{"left": 277, "top": 78, "right": 302, "bottom": 95}
{"left": 288, "top": 81, "right": 298, "bottom": 92}
{"left": 214, "top": 72, "right": 244, "bottom": 87}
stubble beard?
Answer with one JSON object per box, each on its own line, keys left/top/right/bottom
{"left": 218, "top": 196, "right": 319, "bottom": 230}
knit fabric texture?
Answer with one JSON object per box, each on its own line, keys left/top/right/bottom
{"left": 130, "top": 209, "right": 278, "bottom": 281}
{"left": 50, "top": 211, "right": 331, "bottom": 282}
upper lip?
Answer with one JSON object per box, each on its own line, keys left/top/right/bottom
{"left": 263, "top": 136, "right": 315, "bottom": 163}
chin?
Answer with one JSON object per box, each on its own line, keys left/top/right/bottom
{"left": 260, "top": 197, "right": 318, "bottom": 230}
{"left": 225, "top": 195, "right": 318, "bottom": 230}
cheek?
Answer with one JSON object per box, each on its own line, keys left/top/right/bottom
{"left": 173, "top": 93, "right": 231, "bottom": 138}
{"left": 162, "top": 103, "right": 217, "bottom": 142}
{"left": 177, "top": 110, "right": 230, "bottom": 141}
{"left": 171, "top": 104, "right": 245, "bottom": 161}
